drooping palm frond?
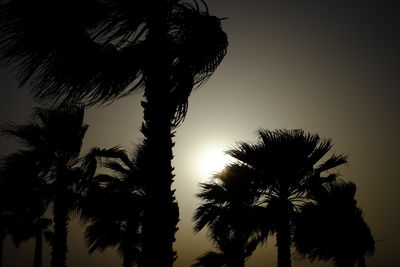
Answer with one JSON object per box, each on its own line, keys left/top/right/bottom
{"left": 0, "top": 0, "right": 227, "bottom": 110}
{"left": 0, "top": 0, "right": 146, "bottom": 105}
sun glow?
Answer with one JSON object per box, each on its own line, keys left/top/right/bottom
{"left": 195, "top": 146, "right": 233, "bottom": 180}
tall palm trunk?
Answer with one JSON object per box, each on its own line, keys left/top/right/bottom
{"left": 51, "top": 172, "right": 69, "bottom": 267}
{"left": 140, "top": 2, "right": 179, "bottom": 267}
{"left": 276, "top": 198, "right": 292, "bottom": 267}
{"left": 33, "top": 227, "right": 43, "bottom": 267}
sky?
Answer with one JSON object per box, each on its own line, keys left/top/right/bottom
{"left": 1, "top": 0, "right": 400, "bottom": 266}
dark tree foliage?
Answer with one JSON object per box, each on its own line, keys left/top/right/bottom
{"left": 1, "top": 105, "right": 88, "bottom": 267}
{"left": 193, "top": 163, "right": 267, "bottom": 267}
{"left": 81, "top": 145, "right": 146, "bottom": 267}
{"left": 293, "top": 182, "right": 375, "bottom": 267}
{"left": 226, "top": 129, "right": 347, "bottom": 267}
{"left": 0, "top": 2, "right": 227, "bottom": 265}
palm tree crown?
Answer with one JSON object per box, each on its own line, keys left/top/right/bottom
{"left": 1, "top": 104, "right": 89, "bottom": 267}
{"left": 0, "top": 0, "right": 227, "bottom": 122}
{"left": 81, "top": 145, "right": 145, "bottom": 267}
{"left": 226, "top": 129, "right": 347, "bottom": 267}
{"left": 193, "top": 163, "right": 266, "bottom": 267}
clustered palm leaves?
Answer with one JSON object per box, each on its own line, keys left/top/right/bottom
{"left": 0, "top": 105, "right": 88, "bottom": 267}
{"left": 193, "top": 164, "right": 266, "bottom": 267}
{"left": 293, "top": 182, "right": 375, "bottom": 267}
{"left": 227, "top": 129, "right": 347, "bottom": 267}
{"left": 80, "top": 145, "right": 146, "bottom": 267}
{"left": 194, "top": 129, "right": 374, "bottom": 267}
{"left": 0, "top": 1, "right": 227, "bottom": 266}
{"left": 0, "top": 151, "right": 52, "bottom": 267}
{"left": 0, "top": 0, "right": 227, "bottom": 110}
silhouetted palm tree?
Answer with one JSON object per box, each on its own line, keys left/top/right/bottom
{"left": 227, "top": 129, "right": 347, "bottom": 267}
{"left": 0, "top": 150, "right": 53, "bottom": 267}
{"left": 293, "top": 181, "right": 375, "bottom": 267}
{"left": 193, "top": 164, "right": 266, "bottom": 267}
{"left": 0, "top": 2, "right": 227, "bottom": 265}
{"left": 1, "top": 105, "right": 88, "bottom": 267}
{"left": 80, "top": 145, "right": 145, "bottom": 267}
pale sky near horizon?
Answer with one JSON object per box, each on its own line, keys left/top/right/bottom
{"left": 1, "top": 1, "right": 400, "bottom": 267}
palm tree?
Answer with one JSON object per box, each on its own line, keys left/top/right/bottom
{"left": 1, "top": 105, "right": 88, "bottom": 267}
{"left": 293, "top": 181, "right": 375, "bottom": 267}
{"left": 0, "top": 150, "right": 53, "bottom": 267}
{"left": 193, "top": 164, "right": 267, "bottom": 267}
{"left": 80, "top": 145, "right": 145, "bottom": 267}
{"left": 227, "top": 129, "right": 347, "bottom": 267}
{"left": 0, "top": 2, "right": 227, "bottom": 265}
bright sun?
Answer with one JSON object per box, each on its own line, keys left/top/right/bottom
{"left": 195, "top": 146, "right": 233, "bottom": 180}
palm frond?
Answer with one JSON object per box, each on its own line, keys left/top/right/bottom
{"left": 192, "top": 250, "right": 226, "bottom": 267}
{"left": 316, "top": 154, "right": 347, "bottom": 173}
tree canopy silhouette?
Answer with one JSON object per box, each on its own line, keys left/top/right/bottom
{"left": 193, "top": 163, "right": 267, "bottom": 267}
{"left": 81, "top": 145, "right": 146, "bottom": 267}
{"left": 0, "top": 2, "right": 228, "bottom": 265}
{"left": 293, "top": 181, "right": 375, "bottom": 267}
{"left": 1, "top": 105, "right": 88, "bottom": 267}
{"left": 226, "top": 129, "right": 347, "bottom": 267}
{"left": 0, "top": 150, "right": 52, "bottom": 267}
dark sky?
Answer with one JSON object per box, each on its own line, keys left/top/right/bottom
{"left": 1, "top": 1, "right": 400, "bottom": 266}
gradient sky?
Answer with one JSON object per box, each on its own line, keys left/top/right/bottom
{"left": 1, "top": 1, "right": 399, "bottom": 266}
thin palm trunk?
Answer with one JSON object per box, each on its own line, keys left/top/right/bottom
{"left": 33, "top": 227, "right": 43, "bottom": 267}
{"left": 123, "top": 253, "right": 133, "bottom": 267}
{"left": 276, "top": 199, "right": 292, "bottom": 267}
{"left": 336, "top": 260, "right": 353, "bottom": 267}
{"left": 230, "top": 244, "right": 245, "bottom": 267}
{"left": 231, "top": 230, "right": 245, "bottom": 267}
{"left": 358, "top": 256, "right": 366, "bottom": 267}
{"left": 51, "top": 174, "right": 69, "bottom": 267}
{"left": 0, "top": 231, "right": 5, "bottom": 267}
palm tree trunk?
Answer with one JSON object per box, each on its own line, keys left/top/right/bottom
{"left": 34, "top": 228, "right": 43, "bottom": 267}
{"left": 123, "top": 254, "right": 133, "bottom": 267}
{"left": 0, "top": 231, "right": 5, "bottom": 267}
{"left": 358, "top": 256, "right": 366, "bottom": 267}
{"left": 51, "top": 173, "right": 69, "bottom": 267}
{"left": 140, "top": 2, "right": 179, "bottom": 267}
{"left": 276, "top": 200, "right": 292, "bottom": 267}
{"left": 231, "top": 231, "right": 245, "bottom": 267}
